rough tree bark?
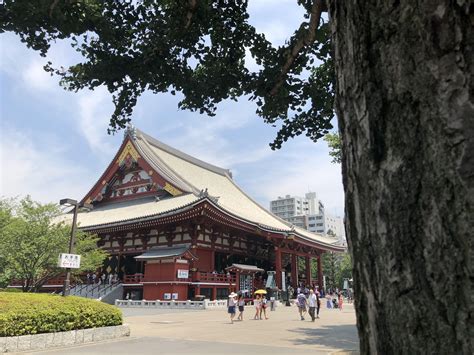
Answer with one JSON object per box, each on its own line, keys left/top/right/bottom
{"left": 329, "top": 1, "right": 473, "bottom": 353}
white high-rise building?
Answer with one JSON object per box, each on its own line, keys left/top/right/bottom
{"left": 270, "top": 192, "right": 345, "bottom": 245}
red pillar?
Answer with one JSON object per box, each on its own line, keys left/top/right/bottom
{"left": 291, "top": 254, "right": 298, "bottom": 288}
{"left": 235, "top": 271, "right": 240, "bottom": 291}
{"left": 212, "top": 287, "right": 216, "bottom": 300}
{"left": 275, "top": 247, "right": 282, "bottom": 289}
{"left": 317, "top": 254, "right": 323, "bottom": 290}
{"left": 305, "top": 256, "right": 312, "bottom": 287}
{"left": 211, "top": 250, "right": 215, "bottom": 271}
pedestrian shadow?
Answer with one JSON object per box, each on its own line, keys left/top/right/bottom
{"left": 288, "top": 324, "right": 359, "bottom": 350}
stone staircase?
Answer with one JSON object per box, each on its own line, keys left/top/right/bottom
{"left": 68, "top": 282, "right": 123, "bottom": 304}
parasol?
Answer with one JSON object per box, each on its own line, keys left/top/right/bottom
{"left": 254, "top": 289, "right": 267, "bottom": 295}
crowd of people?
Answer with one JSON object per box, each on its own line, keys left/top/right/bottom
{"left": 227, "top": 283, "right": 352, "bottom": 324}
{"left": 227, "top": 292, "right": 271, "bottom": 324}
{"left": 85, "top": 272, "right": 119, "bottom": 286}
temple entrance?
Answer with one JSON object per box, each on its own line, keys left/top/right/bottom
{"left": 102, "top": 254, "right": 143, "bottom": 279}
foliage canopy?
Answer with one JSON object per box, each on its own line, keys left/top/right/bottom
{"left": 0, "top": 197, "right": 107, "bottom": 291}
{"left": 0, "top": 0, "right": 335, "bottom": 150}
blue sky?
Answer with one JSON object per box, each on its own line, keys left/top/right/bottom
{"left": 0, "top": 1, "right": 344, "bottom": 217}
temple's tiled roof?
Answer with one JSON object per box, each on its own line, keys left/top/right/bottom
{"left": 65, "top": 128, "right": 342, "bottom": 249}
{"left": 135, "top": 244, "right": 195, "bottom": 260}
{"left": 58, "top": 194, "right": 199, "bottom": 229}
{"left": 225, "top": 264, "right": 265, "bottom": 273}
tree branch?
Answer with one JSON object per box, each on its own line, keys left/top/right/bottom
{"left": 270, "top": 0, "right": 323, "bottom": 96}
{"left": 49, "top": 0, "right": 60, "bottom": 18}
{"left": 184, "top": 0, "right": 198, "bottom": 30}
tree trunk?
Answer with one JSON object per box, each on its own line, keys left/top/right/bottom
{"left": 328, "top": 1, "right": 473, "bottom": 353}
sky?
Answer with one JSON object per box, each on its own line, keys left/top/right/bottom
{"left": 0, "top": 1, "right": 344, "bottom": 217}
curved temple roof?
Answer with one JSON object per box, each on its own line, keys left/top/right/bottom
{"left": 135, "top": 244, "right": 197, "bottom": 260}
{"left": 66, "top": 127, "right": 344, "bottom": 251}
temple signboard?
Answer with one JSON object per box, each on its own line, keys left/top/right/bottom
{"left": 58, "top": 253, "right": 81, "bottom": 269}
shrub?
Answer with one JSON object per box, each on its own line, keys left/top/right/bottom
{"left": 0, "top": 293, "right": 122, "bottom": 336}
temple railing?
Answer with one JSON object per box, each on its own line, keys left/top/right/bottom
{"left": 115, "top": 299, "right": 228, "bottom": 309}
{"left": 123, "top": 273, "right": 144, "bottom": 284}
{"left": 192, "top": 272, "right": 236, "bottom": 284}
{"left": 122, "top": 272, "right": 236, "bottom": 285}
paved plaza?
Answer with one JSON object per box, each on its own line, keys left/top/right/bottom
{"left": 27, "top": 302, "right": 359, "bottom": 354}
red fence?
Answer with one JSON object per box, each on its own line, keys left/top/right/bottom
{"left": 192, "top": 272, "right": 236, "bottom": 283}
{"left": 123, "top": 273, "right": 144, "bottom": 284}
{"left": 123, "top": 272, "right": 236, "bottom": 284}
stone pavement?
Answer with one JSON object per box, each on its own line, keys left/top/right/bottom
{"left": 27, "top": 302, "right": 359, "bottom": 354}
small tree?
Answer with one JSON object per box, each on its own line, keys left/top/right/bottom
{"left": 322, "top": 252, "right": 338, "bottom": 290}
{"left": 335, "top": 253, "right": 352, "bottom": 289}
{"left": 0, "top": 197, "right": 107, "bottom": 292}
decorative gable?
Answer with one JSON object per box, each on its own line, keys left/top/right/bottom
{"left": 117, "top": 141, "right": 140, "bottom": 165}
{"left": 82, "top": 136, "right": 184, "bottom": 206}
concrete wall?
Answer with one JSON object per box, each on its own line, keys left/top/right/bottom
{"left": 100, "top": 284, "right": 124, "bottom": 305}
{"left": 0, "top": 324, "right": 130, "bottom": 353}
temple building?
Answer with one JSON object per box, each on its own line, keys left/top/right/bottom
{"left": 61, "top": 127, "right": 344, "bottom": 300}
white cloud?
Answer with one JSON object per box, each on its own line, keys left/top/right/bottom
{"left": 0, "top": 128, "right": 93, "bottom": 204}
{"left": 248, "top": 0, "right": 306, "bottom": 46}
{"left": 241, "top": 140, "right": 345, "bottom": 217}
{"left": 0, "top": 34, "right": 117, "bottom": 158}
{"left": 162, "top": 99, "right": 258, "bottom": 168}
{"left": 21, "top": 58, "right": 57, "bottom": 91}
{"left": 77, "top": 88, "right": 117, "bottom": 156}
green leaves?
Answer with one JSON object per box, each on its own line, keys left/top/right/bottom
{"left": 322, "top": 252, "right": 352, "bottom": 289}
{"left": 0, "top": 197, "right": 108, "bottom": 292}
{"left": 1, "top": 0, "right": 336, "bottom": 149}
{"left": 324, "top": 132, "right": 342, "bottom": 164}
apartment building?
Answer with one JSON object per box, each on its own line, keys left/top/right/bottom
{"left": 270, "top": 192, "right": 345, "bottom": 245}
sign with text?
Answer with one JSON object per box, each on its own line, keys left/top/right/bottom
{"left": 172, "top": 293, "right": 178, "bottom": 300}
{"left": 177, "top": 269, "right": 189, "bottom": 279}
{"left": 58, "top": 253, "right": 81, "bottom": 269}
{"left": 164, "top": 293, "right": 171, "bottom": 300}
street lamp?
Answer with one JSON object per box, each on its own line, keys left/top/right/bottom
{"left": 59, "top": 198, "right": 93, "bottom": 296}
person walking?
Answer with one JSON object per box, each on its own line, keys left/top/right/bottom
{"left": 338, "top": 291, "right": 343, "bottom": 311}
{"left": 237, "top": 294, "right": 245, "bottom": 321}
{"left": 296, "top": 291, "right": 307, "bottom": 320}
{"left": 316, "top": 289, "right": 321, "bottom": 318}
{"left": 254, "top": 294, "right": 262, "bottom": 319}
{"left": 307, "top": 289, "right": 317, "bottom": 322}
{"left": 260, "top": 296, "right": 269, "bottom": 320}
{"left": 228, "top": 292, "right": 238, "bottom": 324}
{"left": 326, "top": 293, "right": 333, "bottom": 309}
{"left": 92, "top": 273, "right": 97, "bottom": 284}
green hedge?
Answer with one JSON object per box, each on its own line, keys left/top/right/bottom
{"left": 0, "top": 293, "right": 122, "bottom": 337}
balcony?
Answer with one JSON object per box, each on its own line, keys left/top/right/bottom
{"left": 123, "top": 273, "right": 144, "bottom": 284}
{"left": 192, "top": 272, "right": 236, "bottom": 284}
{"left": 122, "top": 272, "right": 237, "bottom": 285}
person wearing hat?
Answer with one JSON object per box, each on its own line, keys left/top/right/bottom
{"left": 228, "top": 292, "right": 238, "bottom": 323}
